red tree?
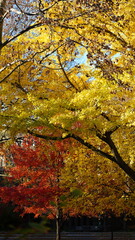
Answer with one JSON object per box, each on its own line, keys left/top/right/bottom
{"left": 0, "top": 136, "right": 70, "bottom": 240}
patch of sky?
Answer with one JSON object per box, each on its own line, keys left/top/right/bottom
{"left": 65, "top": 49, "right": 87, "bottom": 70}
{"left": 111, "top": 52, "right": 121, "bottom": 62}
{"left": 87, "top": 76, "right": 95, "bottom": 82}
{"left": 65, "top": 49, "right": 95, "bottom": 83}
{"left": 3, "top": 1, "right": 37, "bottom": 39}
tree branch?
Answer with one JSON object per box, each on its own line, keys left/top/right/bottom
{"left": 0, "top": 0, "right": 6, "bottom": 45}
{"left": 93, "top": 25, "right": 128, "bottom": 48}
{"left": 0, "top": 60, "right": 30, "bottom": 83}
{"left": 57, "top": 53, "right": 79, "bottom": 92}
{"left": 14, "top": 0, "right": 58, "bottom": 16}
{"left": 98, "top": 132, "right": 135, "bottom": 181}
{"left": 0, "top": 22, "right": 43, "bottom": 49}
{"left": 27, "top": 130, "right": 71, "bottom": 141}
{"left": 71, "top": 133, "right": 116, "bottom": 163}
{"left": 28, "top": 129, "right": 116, "bottom": 163}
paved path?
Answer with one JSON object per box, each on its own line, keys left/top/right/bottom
{"left": 0, "top": 232, "right": 135, "bottom": 240}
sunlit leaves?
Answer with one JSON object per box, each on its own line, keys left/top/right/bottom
{"left": 61, "top": 145, "right": 135, "bottom": 216}
{"left": 0, "top": 0, "right": 135, "bottom": 183}
{"left": 0, "top": 137, "right": 69, "bottom": 218}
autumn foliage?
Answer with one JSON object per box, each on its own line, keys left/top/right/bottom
{"left": 0, "top": 137, "right": 69, "bottom": 219}
{"left": 0, "top": 0, "right": 135, "bottom": 228}
{"left": 0, "top": 0, "right": 135, "bottom": 182}
{"left": 1, "top": 137, "right": 135, "bottom": 220}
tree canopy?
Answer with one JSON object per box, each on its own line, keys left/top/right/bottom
{"left": 0, "top": 137, "right": 68, "bottom": 217}
{"left": 0, "top": 1, "right": 135, "bottom": 182}
{"left": 1, "top": 136, "right": 135, "bottom": 239}
{"left": 1, "top": 136, "right": 135, "bottom": 220}
{"left": 62, "top": 144, "right": 135, "bottom": 217}
{"left": 0, "top": 136, "right": 72, "bottom": 240}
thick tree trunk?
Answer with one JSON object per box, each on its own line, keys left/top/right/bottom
{"left": 56, "top": 216, "right": 61, "bottom": 240}
{"left": 0, "top": 0, "right": 6, "bottom": 44}
{"left": 95, "top": 130, "right": 135, "bottom": 182}
{"left": 56, "top": 208, "right": 63, "bottom": 240}
{"left": 105, "top": 134, "right": 135, "bottom": 182}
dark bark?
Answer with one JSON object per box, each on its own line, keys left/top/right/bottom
{"left": 98, "top": 132, "right": 135, "bottom": 182}
{"left": 0, "top": 0, "right": 6, "bottom": 44}
{"left": 28, "top": 130, "right": 135, "bottom": 182}
{"left": 71, "top": 133, "right": 116, "bottom": 163}
{"left": 71, "top": 131, "right": 135, "bottom": 182}
{"left": 56, "top": 208, "right": 63, "bottom": 240}
{"left": 0, "top": 22, "right": 43, "bottom": 50}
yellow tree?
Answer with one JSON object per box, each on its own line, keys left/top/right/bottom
{"left": 0, "top": 0, "right": 135, "bottom": 185}
{"left": 61, "top": 144, "right": 135, "bottom": 218}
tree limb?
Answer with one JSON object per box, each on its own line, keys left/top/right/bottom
{"left": 0, "top": 60, "right": 30, "bottom": 83}
{"left": 0, "top": 22, "right": 43, "bottom": 49}
{"left": 0, "top": 0, "right": 6, "bottom": 45}
{"left": 28, "top": 129, "right": 116, "bottom": 163}
{"left": 57, "top": 53, "right": 79, "bottom": 92}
